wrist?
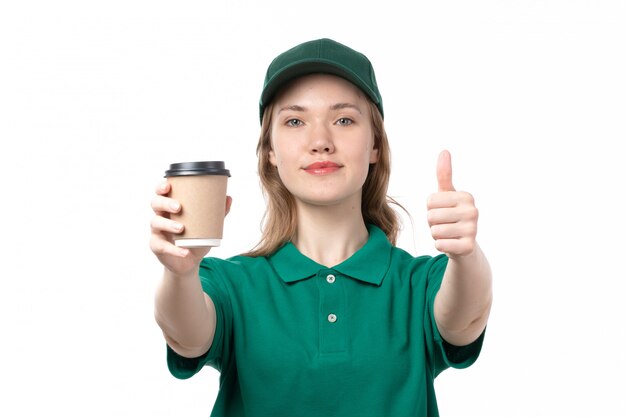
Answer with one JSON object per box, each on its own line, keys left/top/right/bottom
{"left": 163, "top": 266, "right": 200, "bottom": 283}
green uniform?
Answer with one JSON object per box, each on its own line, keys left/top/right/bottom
{"left": 167, "top": 225, "right": 485, "bottom": 416}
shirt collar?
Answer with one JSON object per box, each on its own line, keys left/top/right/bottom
{"left": 268, "top": 224, "right": 392, "bottom": 286}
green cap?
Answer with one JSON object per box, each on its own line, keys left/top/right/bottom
{"left": 259, "top": 38, "right": 383, "bottom": 123}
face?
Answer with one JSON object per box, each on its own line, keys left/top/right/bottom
{"left": 268, "top": 74, "right": 379, "bottom": 208}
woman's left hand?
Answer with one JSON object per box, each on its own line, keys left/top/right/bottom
{"left": 426, "top": 150, "right": 479, "bottom": 259}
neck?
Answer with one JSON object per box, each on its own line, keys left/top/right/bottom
{"left": 293, "top": 199, "right": 369, "bottom": 268}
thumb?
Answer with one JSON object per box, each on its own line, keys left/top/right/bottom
{"left": 437, "top": 150, "right": 455, "bottom": 192}
{"left": 225, "top": 195, "right": 233, "bottom": 216}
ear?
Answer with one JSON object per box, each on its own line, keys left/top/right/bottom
{"left": 369, "top": 146, "right": 379, "bottom": 164}
{"left": 269, "top": 149, "right": 277, "bottom": 166}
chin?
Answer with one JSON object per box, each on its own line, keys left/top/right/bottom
{"left": 297, "top": 191, "right": 361, "bottom": 208}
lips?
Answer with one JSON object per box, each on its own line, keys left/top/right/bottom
{"left": 303, "top": 161, "right": 342, "bottom": 175}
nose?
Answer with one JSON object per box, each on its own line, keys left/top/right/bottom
{"left": 309, "top": 124, "right": 335, "bottom": 154}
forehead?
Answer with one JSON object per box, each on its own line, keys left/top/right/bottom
{"left": 273, "top": 73, "right": 366, "bottom": 104}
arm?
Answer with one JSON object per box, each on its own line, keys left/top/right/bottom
{"left": 154, "top": 267, "right": 217, "bottom": 358}
{"left": 150, "top": 181, "right": 231, "bottom": 357}
{"left": 434, "top": 244, "right": 492, "bottom": 346}
{"left": 428, "top": 150, "right": 493, "bottom": 346}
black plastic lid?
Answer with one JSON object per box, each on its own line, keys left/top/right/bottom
{"left": 164, "top": 161, "right": 230, "bottom": 177}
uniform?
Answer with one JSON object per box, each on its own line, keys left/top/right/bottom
{"left": 167, "top": 225, "right": 485, "bottom": 417}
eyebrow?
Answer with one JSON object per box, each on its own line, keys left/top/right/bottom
{"left": 330, "top": 103, "right": 362, "bottom": 114}
{"left": 277, "top": 103, "right": 362, "bottom": 114}
{"left": 278, "top": 104, "right": 306, "bottom": 113}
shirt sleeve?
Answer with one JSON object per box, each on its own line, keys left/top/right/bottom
{"left": 424, "top": 254, "right": 485, "bottom": 378}
{"left": 166, "top": 257, "right": 233, "bottom": 379}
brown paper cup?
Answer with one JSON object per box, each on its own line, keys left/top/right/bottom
{"left": 165, "top": 161, "right": 230, "bottom": 248}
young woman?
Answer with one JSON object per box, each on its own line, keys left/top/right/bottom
{"left": 150, "top": 38, "right": 492, "bottom": 417}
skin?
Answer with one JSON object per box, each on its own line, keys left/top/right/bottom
{"left": 430, "top": 150, "right": 492, "bottom": 346}
{"left": 150, "top": 185, "right": 231, "bottom": 357}
{"left": 151, "top": 73, "right": 492, "bottom": 358}
{"left": 268, "top": 74, "right": 378, "bottom": 266}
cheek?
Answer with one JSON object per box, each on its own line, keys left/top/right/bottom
{"left": 270, "top": 148, "right": 290, "bottom": 170}
{"left": 268, "top": 149, "right": 290, "bottom": 183}
{"left": 271, "top": 140, "right": 299, "bottom": 167}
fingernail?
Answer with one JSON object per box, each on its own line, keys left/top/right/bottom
{"left": 170, "top": 201, "right": 180, "bottom": 211}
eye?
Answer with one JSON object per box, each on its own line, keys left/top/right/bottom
{"left": 286, "top": 118, "right": 303, "bottom": 127}
{"left": 336, "top": 117, "right": 353, "bottom": 126}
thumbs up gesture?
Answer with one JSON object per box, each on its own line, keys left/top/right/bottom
{"left": 427, "top": 150, "right": 479, "bottom": 258}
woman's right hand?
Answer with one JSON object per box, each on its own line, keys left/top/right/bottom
{"left": 149, "top": 181, "right": 232, "bottom": 277}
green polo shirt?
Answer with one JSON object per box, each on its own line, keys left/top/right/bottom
{"left": 167, "top": 225, "right": 484, "bottom": 417}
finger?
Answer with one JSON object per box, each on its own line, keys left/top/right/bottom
{"left": 434, "top": 237, "right": 476, "bottom": 257}
{"left": 150, "top": 215, "right": 184, "bottom": 235}
{"left": 225, "top": 196, "right": 233, "bottom": 216}
{"left": 427, "top": 207, "right": 459, "bottom": 226}
{"left": 427, "top": 203, "right": 478, "bottom": 226}
{"left": 151, "top": 195, "right": 181, "bottom": 215}
{"left": 156, "top": 181, "right": 171, "bottom": 196}
{"left": 437, "top": 150, "right": 455, "bottom": 192}
{"left": 431, "top": 224, "right": 461, "bottom": 240}
{"left": 431, "top": 222, "right": 477, "bottom": 240}
{"left": 427, "top": 190, "right": 475, "bottom": 210}
{"left": 427, "top": 193, "right": 458, "bottom": 210}
{"left": 150, "top": 233, "right": 189, "bottom": 258}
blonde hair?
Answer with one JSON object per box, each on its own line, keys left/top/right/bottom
{"left": 244, "top": 100, "right": 401, "bottom": 257}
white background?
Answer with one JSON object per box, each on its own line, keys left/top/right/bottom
{"left": 1, "top": 1, "right": 625, "bottom": 416}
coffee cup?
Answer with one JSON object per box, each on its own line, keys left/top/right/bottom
{"left": 164, "top": 161, "right": 231, "bottom": 247}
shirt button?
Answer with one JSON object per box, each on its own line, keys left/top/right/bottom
{"left": 326, "top": 274, "right": 336, "bottom": 283}
{"left": 327, "top": 313, "right": 337, "bottom": 323}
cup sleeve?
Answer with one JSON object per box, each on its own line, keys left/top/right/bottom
{"left": 166, "top": 259, "right": 232, "bottom": 379}
{"left": 424, "top": 255, "right": 486, "bottom": 377}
